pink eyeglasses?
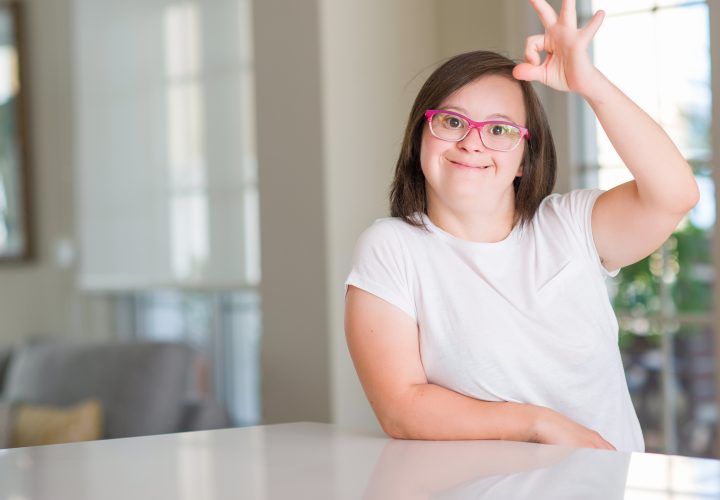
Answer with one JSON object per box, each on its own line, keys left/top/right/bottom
{"left": 425, "top": 109, "right": 530, "bottom": 152}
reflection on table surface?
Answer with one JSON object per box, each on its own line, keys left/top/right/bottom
{"left": 0, "top": 422, "right": 718, "bottom": 499}
{"left": 366, "top": 437, "right": 720, "bottom": 499}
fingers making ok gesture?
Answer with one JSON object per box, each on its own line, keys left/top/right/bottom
{"left": 512, "top": 0, "right": 605, "bottom": 97}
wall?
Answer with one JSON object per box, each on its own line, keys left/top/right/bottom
{"left": 437, "top": 0, "right": 508, "bottom": 59}
{"left": 253, "top": 0, "right": 331, "bottom": 424}
{"left": 709, "top": 0, "right": 720, "bottom": 456}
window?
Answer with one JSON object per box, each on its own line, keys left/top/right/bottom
{"left": 74, "top": 0, "right": 262, "bottom": 427}
{"left": 115, "top": 290, "right": 262, "bottom": 426}
{"left": 578, "top": 0, "right": 716, "bottom": 457}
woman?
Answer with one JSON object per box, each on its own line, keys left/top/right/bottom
{"left": 344, "top": 0, "right": 699, "bottom": 452}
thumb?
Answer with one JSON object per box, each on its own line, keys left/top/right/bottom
{"left": 513, "top": 62, "right": 546, "bottom": 83}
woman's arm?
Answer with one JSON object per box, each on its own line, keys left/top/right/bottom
{"left": 513, "top": 0, "right": 699, "bottom": 271}
{"left": 586, "top": 76, "right": 698, "bottom": 271}
{"left": 345, "top": 286, "right": 615, "bottom": 449}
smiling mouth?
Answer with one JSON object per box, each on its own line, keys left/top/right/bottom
{"left": 450, "top": 160, "right": 493, "bottom": 170}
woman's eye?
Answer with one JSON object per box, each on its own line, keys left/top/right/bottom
{"left": 490, "top": 125, "right": 507, "bottom": 136}
{"left": 443, "top": 116, "right": 463, "bottom": 128}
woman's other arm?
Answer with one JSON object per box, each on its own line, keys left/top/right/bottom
{"left": 345, "top": 286, "right": 615, "bottom": 449}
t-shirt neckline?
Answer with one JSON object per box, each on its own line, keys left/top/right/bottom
{"left": 419, "top": 212, "right": 521, "bottom": 250}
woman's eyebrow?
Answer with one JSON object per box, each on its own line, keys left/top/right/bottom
{"left": 440, "top": 106, "right": 518, "bottom": 123}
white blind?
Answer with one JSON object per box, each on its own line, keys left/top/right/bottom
{"left": 74, "top": 0, "right": 259, "bottom": 290}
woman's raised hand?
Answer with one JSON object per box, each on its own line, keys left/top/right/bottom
{"left": 513, "top": 0, "right": 605, "bottom": 97}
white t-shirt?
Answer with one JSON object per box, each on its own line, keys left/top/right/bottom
{"left": 345, "top": 188, "right": 645, "bottom": 453}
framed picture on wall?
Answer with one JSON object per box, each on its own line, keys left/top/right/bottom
{"left": 0, "top": 1, "right": 31, "bottom": 261}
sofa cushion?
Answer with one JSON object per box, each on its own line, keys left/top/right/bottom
{"left": 11, "top": 399, "right": 103, "bottom": 448}
{"left": 2, "top": 341, "right": 195, "bottom": 439}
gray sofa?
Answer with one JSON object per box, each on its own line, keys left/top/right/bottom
{"left": 0, "top": 340, "right": 231, "bottom": 442}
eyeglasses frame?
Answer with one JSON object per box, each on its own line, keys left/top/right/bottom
{"left": 424, "top": 109, "right": 530, "bottom": 152}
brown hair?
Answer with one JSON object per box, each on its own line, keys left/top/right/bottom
{"left": 389, "top": 50, "right": 556, "bottom": 228}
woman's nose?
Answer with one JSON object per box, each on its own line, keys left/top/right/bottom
{"left": 458, "top": 126, "right": 487, "bottom": 153}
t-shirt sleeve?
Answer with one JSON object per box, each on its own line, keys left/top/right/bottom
{"left": 550, "top": 188, "right": 620, "bottom": 278}
{"left": 344, "top": 220, "right": 417, "bottom": 321}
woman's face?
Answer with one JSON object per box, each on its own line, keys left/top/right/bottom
{"left": 420, "top": 75, "right": 527, "bottom": 216}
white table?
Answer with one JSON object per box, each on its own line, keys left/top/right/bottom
{"left": 0, "top": 422, "right": 718, "bottom": 499}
